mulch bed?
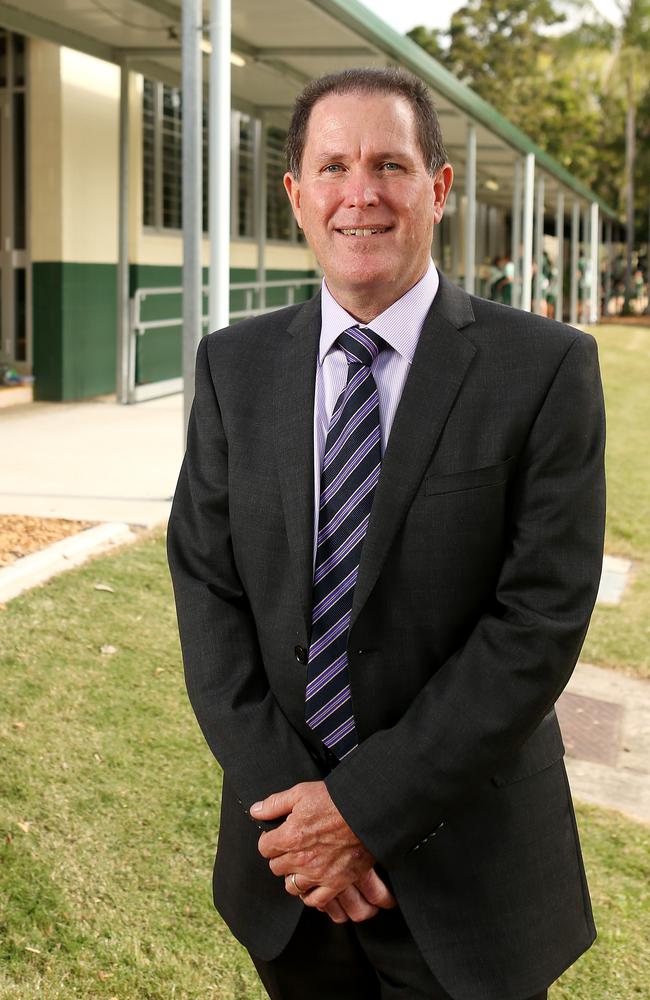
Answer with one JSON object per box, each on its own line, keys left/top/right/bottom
{"left": 0, "top": 515, "right": 96, "bottom": 568}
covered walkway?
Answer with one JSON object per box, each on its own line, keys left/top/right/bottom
{"left": 0, "top": 0, "right": 621, "bottom": 411}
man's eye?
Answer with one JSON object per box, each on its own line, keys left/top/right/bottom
{"left": 381, "top": 162, "right": 400, "bottom": 171}
{"left": 323, "top": 164, "right": 343, "bottom": 173}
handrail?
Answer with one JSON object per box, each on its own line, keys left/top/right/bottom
{"left": 127, "top": 275, "right": 321, "bottom": 402}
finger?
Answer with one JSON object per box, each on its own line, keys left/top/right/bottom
{"left": 300, "top": 884, "right": 340, "bottom": 909}
{"left": 269, "top": 850, "right": 317, "bottom": 876}
{"left": 284, "top": 873, "right": 316, "bottom": 898}
{"left": 336, "top": 885, "right": 379, "bottom": 923}
{"left": 322, "top": 898, "right": 349, "bottom": 924}
{"left": 355, "top": 869, "right": 397, "bottom": 909}
{"left": 250, "top": 785, "right": 302, "bottom": 822}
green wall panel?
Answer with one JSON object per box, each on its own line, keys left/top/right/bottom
{"left": 131, "top": 265, "right": 318, "bottom": 388}
{"left": 32, "top": 263, "right": 317, "bottom": 400}
{"left": 33, "top": 262, "right": 116, "bottom": 402}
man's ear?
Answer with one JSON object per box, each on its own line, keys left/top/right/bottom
{"left": 284, "top": 172, "right": 302, "bottom": 228}
{"left": 432, "top": 164, "right": 454, "bottom": 225}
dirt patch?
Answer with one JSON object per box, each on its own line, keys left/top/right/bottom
{"left": 0, "top": 515, "right": 96, "bottom": 567}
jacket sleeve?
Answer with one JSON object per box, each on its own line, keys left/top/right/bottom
{"left": 167, "top": 335, "right": 322, "bottom": 818}
{"left": 325, "top": 331, "right": 606, "bottom": 865}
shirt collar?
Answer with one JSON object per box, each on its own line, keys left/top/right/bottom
{"left": 319, "top": 259, "right": 439, "bottom": 365}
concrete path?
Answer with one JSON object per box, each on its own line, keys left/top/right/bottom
{"left": 1, "top": 394, "right": 184, "bottom": 526}
{"left": 560, "top": 662, "right": 650, "bottom": 825}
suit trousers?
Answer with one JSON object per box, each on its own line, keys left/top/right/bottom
{"left": 250, "top": 905, "right": 549, "bottom": 1000}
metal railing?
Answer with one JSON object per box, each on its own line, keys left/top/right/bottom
{"left": 127, "top": 275, "right": 320, "bottom": 402}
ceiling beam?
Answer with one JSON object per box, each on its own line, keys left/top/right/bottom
{"left": 0, "top": 1, "right": 116, "bottom": 62}
{"left": 131, "top": 0, "right": 180, "bottom": 21}
{"left": 254, "top": 46, "right": 373, "bottom": 58}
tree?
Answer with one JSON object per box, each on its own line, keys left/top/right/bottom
{"left": 408, "top": 0, "right": 650, "bottom": 307}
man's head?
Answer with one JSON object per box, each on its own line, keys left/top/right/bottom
{"left": 285, "top": 68, "right": 448, "bottom": 181}
{"left": 283, "top": 68, "right": 453, "bottom": 321}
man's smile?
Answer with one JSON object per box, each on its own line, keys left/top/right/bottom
{"left": 336, "top": 226, "right": 393, "bottom": 237}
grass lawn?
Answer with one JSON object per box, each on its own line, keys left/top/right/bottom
{"left": 581, "top": 323, "right": 650, "bottom": 678}
{"left": 1, "top": 534, "right": 649, "bottom": 999}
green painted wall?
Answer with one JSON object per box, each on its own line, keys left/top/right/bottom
{"left": 130, "top": 265, "right": 317, "bottom": 388}
{"left": 33, "top": 262, "right": 116, "bottom": 401}
{"left": 33, "top": 263, "right": 317, "bottom": 400}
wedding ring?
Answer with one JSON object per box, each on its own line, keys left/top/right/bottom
{"left": 291, "top": 872, "right": 305, "bottom": 896}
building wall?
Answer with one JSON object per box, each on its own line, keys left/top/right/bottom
{"left": 28, "top": 43, "right": 317, "bottom": 401}
{"left": 30, "top": 42, "right": 120, "bottom": 400}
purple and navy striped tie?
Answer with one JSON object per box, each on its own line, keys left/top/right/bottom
{"left": 306, "top": 326, "right": 384, "bottom": 761}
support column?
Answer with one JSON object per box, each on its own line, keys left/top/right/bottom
{"left": 451, "top": 205, "right": 460, "bottom": 284}
{"left": 569, "top": 200, "right": 580, "bottom": 326}
{"left": 604, "top": 219, "right": 613, "bottom": 318}
{"left": 208, "top": 0, "right": 231, "bottom": 337}
{"left": 182, "top": 0, "right": 204, "bottom": 431}
{"left": 511, "top": 158, "right": 522, "bottom": 308}
{"left": 521, "top": 153, "right": 535, "bottom": 313}
{"left": 534, "top": 174, "right": 545, "bottom": 314}
{"left": 255, "top": 113, "right": 267, "bottom": 312}
{"left": 555, "top": 190, "right": 564, "bottom": 322}
{"left": 589, "top": 202, "right": 600, "bottom": 323}
{"left": 116, "top": 60, "right": 130, "bottom": 404}
{"left": 464, "top": 122, "right": 476, "bottom": 294}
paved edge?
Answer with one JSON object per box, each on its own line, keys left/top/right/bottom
{"left": 0, "top": 522, "right": 143, "bottom": 602}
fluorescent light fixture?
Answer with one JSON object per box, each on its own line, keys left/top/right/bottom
{"left": 199, "top": 38, "right": 246, "bottom": 66}
{"left": 485, "top": 178, "right": 500, "bottom": 192}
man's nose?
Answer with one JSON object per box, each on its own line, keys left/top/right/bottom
{"left": 343, "top": 170, "right": 380, "bottom": 207}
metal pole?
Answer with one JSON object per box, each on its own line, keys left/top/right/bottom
{"left": 589, "top": 202, "right": 599, "bottom": 323}
{"left": 604, "top": 219, "right": 613, "bottom": 318}
{"left": 255, "top": 112, "right": 267, "bottom": 312}
{"left": 116, "top": 60, "right": 130, "bottom": 404}
{"left": 646, "top": 198, "right": 650, "bottom": 314}
{"left": 521, "top": 153, "right": 535, "bottom": 313}
{"left": 451, "top": 206, "right": 460, "bottom": 284}
{"left": 511, "top": 158, "right": 522, "bottom": 309}
{"left": 569, "top": 200, "right": 580, "bottom": 326}
{"left": 464, "top": 122, "right": 476, "bottom": 294}
{"left": 534, "top": 174, "right": 545, "bottom": 314}
{"left": 555, "top": 190, "right": 564, "bottom": 323}
{"left": 209, "top": 0, "right": 231, "bottom": 334}
{"left": 182, "top": 0, "right": 203, "bottom": 433}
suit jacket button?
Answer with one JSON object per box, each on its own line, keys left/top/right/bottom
{"left": 294, "top": 644, "right": 309, "bottom": 665}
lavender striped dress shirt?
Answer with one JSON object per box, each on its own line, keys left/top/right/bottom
{"left": 313, "top": 259, "right": 440, "bottom": 557}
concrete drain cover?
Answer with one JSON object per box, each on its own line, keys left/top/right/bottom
{"left": 556, "top": 691, "right": 623, "bottom": 767}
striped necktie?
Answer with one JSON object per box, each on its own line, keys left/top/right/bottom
{"left": 306, "top": 325, "right": 384, "bottom": 761}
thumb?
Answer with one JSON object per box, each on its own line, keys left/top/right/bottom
{"left": 250, "top": 785, "right": 301, "bottom": 820}
{"left": 355, "top": 868, "right": 397, "bottom": 910}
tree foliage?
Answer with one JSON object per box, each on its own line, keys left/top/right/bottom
{"left": 408, "top": 0, "right": 650, "bottom": 238}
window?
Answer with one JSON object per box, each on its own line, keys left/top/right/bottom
{"left": 141, "top": 78, "right": 302, "bottom": 243}
{"left": 266, "top": 126, "right": 292, "bottom": 241}
{"left": 235, "top": 112, "right": 255, "bottom": 238}
{"left": 142, "top": 80, "right": 207, "bottom": 232}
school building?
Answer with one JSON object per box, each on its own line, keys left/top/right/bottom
{"left": 0, "top": 0, "right": 622, "bottom": 403}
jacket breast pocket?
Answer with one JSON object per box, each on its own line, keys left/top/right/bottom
{"left": 425, "top": 456, "right": 514, "bottom": 497}
{"left": 491, "top": 709, "right": 565, "bottom": 787}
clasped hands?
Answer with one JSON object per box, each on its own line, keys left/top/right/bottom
{"left": 251, "top": 780, "right": 396, "bottom": 924}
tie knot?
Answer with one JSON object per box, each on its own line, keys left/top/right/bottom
{"left": 337, "top": 326, "right": 383, "bottom": 368}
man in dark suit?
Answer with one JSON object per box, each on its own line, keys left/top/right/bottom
{"left": 167, "top": 68, "right": 605, "bottom": 999}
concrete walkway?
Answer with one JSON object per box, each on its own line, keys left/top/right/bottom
{"left": 1, "top": 394, "right": 648, "bottom": 824}
{"left": 561, "top": 662, "right": 650, "bottom": 824}
{"left": 1, "top": 394, "right": 184, "bottom": 526}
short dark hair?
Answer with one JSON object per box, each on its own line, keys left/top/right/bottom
{"left": 285, "top": 67, "right": 448, "bottom": 179}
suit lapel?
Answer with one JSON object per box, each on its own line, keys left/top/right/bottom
{"left": 350, "top": 274, "right": 477, "bottom": 628}
{"left": 274, "top": 295, "right": 321, "bottom": 637}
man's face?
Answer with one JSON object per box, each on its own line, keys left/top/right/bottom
{"left": 284, "top": 91, "right": 453, "bottom": 314}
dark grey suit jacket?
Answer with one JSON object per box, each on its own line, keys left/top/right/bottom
{"left": 167, "top": 273, "right": 606, "bottom": 1000}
